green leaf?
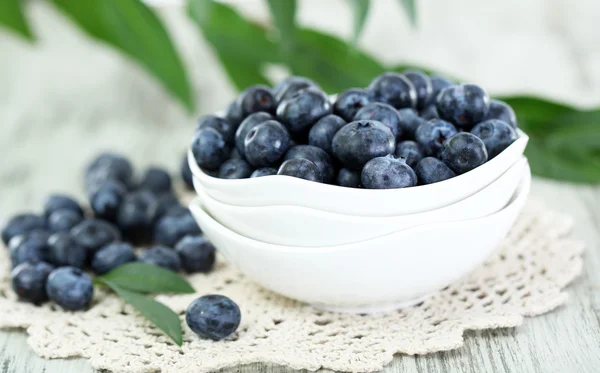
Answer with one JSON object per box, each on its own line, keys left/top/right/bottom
{"left": 0, "top": 0, "right": 34, "bottom": 41}
{"left": 265, "top": 0, "right": 297, "bottom": 50}
{"left": 99, "top": 280, "right": 183, "bottom": 346}
{"left": 347, "top": 0, "right": 370, "bottom": 44}
{"left": 51, "top": 0, "right": 194, "bottom": 111}
{"left": 99, "top": 262, "right": 195, "bottom": 294}
{"left": 397, "top": 0, "right": 417, "bottom": 27}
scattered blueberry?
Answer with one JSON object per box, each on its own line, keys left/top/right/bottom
{"left": 139, "top": 245, "right": 182, "bottom": 272}
{"left": 71, "top": 218, "right": 121, "bottom": 254}
{"left": 11, "top": 261, "right": 54, "bottom": 304}
{"left": 277, "top": 158, "right": 323, "bottom": 182}
{"left": 361, "top": 155, "right": 417, "bottom": 189}
{"left": 484, "top": 99, "right": 518, "bottom": 129}
{"left": 332, "top": 120, "right": 395, "bottom": 170}
{"left": 437, "top": 84, "right": 490, "bottom": 129}
{"left": 397, "top": 108, "right": 426, "bottom": 140}
{"left": 471, "top": 119, "right": 517, "bottom": 158}
{"left": 91, "top": 242, "right": 136, "bottom": 275}
{"left": 139, "top": 167, "right": 172, "bottom": 195}
{"left": 239, "top": 85, "right": 276, "bottom": 116}
{"left": 185, "top": 295, "right": 241, "bottom": 341}
{"left": 308, "top": 114, "right": 346, "bottom": 154}
{"left": 354, "top": 102, "right": 402, "bottom": 139}
{"left": 284, "top": 145, "right": 335, "bottom": 184}
{"left": 415, "top": 157, "right": 456, "bottom": 184}
{"left": 181, "top": 153, "right": 194, "bottom": 190}
{"left": 336, "top": 168, "right": 362, "bottom": 188}
{"left": 117, "top": 190, "right": 159, "bottom": 242}
{"left": 43, "top": 194, "right": 83, "bottom": 218}
{"left": 90, "top": 180, "right": 127, "bottom": 221}
{"left": 85, "top": 152, "right": 134, "bottom": 193}
{"left": 250, "top": 167, "right": 278, "bottom": 178}
{"left": 276, "top": 87, "right": 332, "bottom": 133}
{"left": 162, "top": 205, "right": 189, "bottom": 218}
{"left": 196, "top": 115, "right": 236, "bottom": 145}
{"left": 334, "top": 88, "right": 373, "bottom": 121}
{"left": 395, "top": 141, "right": 425, "bottom": 168}
{"left": 244, "top": 120, "right": 290, "bottom": 167}
{"left": 47, "top": 209, "right": 84, "bottom": 233}
{"left": 1, "top": 213, "right": 46, "bottom": 245}
{"left": 440, "top": 132, "right": 488, "bottom": 174}
{"left": 46, "top": 267, "right": 94, "bottom": 311}
{"left": 420, "top": 104, "right": 439, "bottom": 120}
{"left": 175, "top": 235, "right": 216, "bottom": 273}
{"left": 273, "top": 76, "right": 318, "bottom": 103}
{"left": 368, "top": 72, "right": 417, "bottom": 109}
{"left": 235, "top": 112, "right": 273, "bottom": 156}
{"left": 8, "top": 231, "right": 50, "bottom": 268}
{"left": 414, "top": 119, "right": 458, "bottom": 156}
{"left": 47, "top": 232, "right": 87, "bottom": 269}
{"left": 191, "top": 127, "right": 229, "bottom": 171}
{"left": 218, "top": 158, "right": 254, "bottom": 179}
{"left": 154, "top": 211, "right": 201, "bottom": 247}
{"left": 402, "top": 70, "right": 433, "bottom": 109}
{"left": 155, "top": 192, "right": 183, "bottom": 218}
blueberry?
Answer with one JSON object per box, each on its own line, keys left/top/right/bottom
{"left": 402, "top": 70, "right": 433, "bottom": 109}
{"left": 273, "top": 76, "right": 318, "bottom": 103}
{"left": 46, "top": 267, "right": 94, "bottom": 311}
{"left": 440, "top": 132, "right": 488, "bottom": 174}
{"left": 239, "top": 85, "right": 276, "bottom": 116}
{"left": 71, "top": 218, "right": 121, "bottom": 254}
{"left": 43, "top": 194, "right": 83, "bottom": 218}
{"left": 180, "top": 153, "right": 194, "bottom": 190}
{"left": 395, "top": 140, "right": 425, "bottom": 168}
{"left": 336, "top": 168, "right": 362, "bottom": 188}
{"left": 437, "top": 84, "right": 490, "bottom": 129}
{"left": 354, "top": 102, "right": 402, "bottom": 139}
{"left": 139, "top": 167, "right": 172, "bottom": 195}
{"left": 154, "top": 211, "right": 201, "bottom": 247}
{"left": 47, "top": 209, "right": 84, "bottom": 233}
{"left": 191, "top": 127, "right": 229, "bottom": 171}
{"left": 414, "top": 119, "right": 458, "bottom": 156}
{"left": 91, "top": 242, "right": 136, "bottom": 275}
{"left": 397, "top": 108, "right": 426, "bottom": 140}
{"left": 276, "top": 87, "right": 332, "bottom": 134}
{"left": 155, "top": 192, "right": 183, "bottom": 218}
{"left": 277, "top": 158, "right": 323, "bottom": 182}
{"left": 1, "top": 213, "right": 46, "bottom": 245}
{"left": 308, "top": 114, "right": 346, "bottom": 154}
{"left": 139, "top": 245, "right": 182, "bottom": 272}
{"left": 420, "top": 104, "right": 439, "bottom": 120}
{"left": 196, "top": 115, "right": 236, "bottom": 145}
{"left": 235, "top": 112, "right": 273, "bottom": 156}
{"left": 284, "top": 145, "right": 335, "bottom": 184}
{"left": 11, "top": 262, "right": 54, "bottom": 304}
{"left": 229, "top": 148, "right": 244, "bottom": 160}
{"left": 47, "top": 232, "right": 87, "bottom": 269}
{"left": 175, "top": 235, "right": 216, "bottom": 273}
{"left": 368, "top": 72, "right": 417, "bottom": 109}
{"left": 8, "top": 231, "right": 50, "bottom": 268}
{"left": 90, "top": 180, "right": 127, "bottom": 222}
{"left": 218, "top": 159, "right": 254, "bottom": 179}
{"left": 484, "top": 99, "right": 517, "bottom": 129}
{"left": 244, "top": 120, "right": 291, "bottom": 167}
{"left": 471, "top": 119, "right": 517, "bottom": 158}
{"left": 428, "top": 75, "right": 453, "bottom": 105}
{"left": 185, "top": 295, "right": 241, "bottom": 341}
{"left": 225, "top": 99, "right": 244, "bottom": 127}
{"left": 333, "top": 88, "right": 373, "bottom": 121}
{"left": 250, "top": 168, "right": 277, "bottom": 178}
{"left": 361, "top": 155, "right": 417, "bottom": 189}
{"left": 117, "top": 190, "right": 159, "bottom": 242}
{"left": 332, "top": 120, "right": 395, "bottom": 170}
{"left": 414, "top": 157, "right": 456, "bottom": 185}
{"left": 85, "top": 152, "right": 134, "bottom": 193}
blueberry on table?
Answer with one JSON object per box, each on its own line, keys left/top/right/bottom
{"left": 440, "top": 132, "right": 488, "bottom": 174}
{"left": 85, "top": 152, "right": 134, "bottom": 193}
{"left": 91, "top": 242, "right": 136, "bottom": 275}
{"left": 308, "top": 114, "right": 346, "bottom": 155}
{"left": 191, "top": 127, "right": 229, "bottom": 171}
{"left": 368, "top": 72, "right": 417, "bottom": 109}
{"left": 1, "top": 213, "right": 46, "bottom": 245}
{"left": 277, "top": 158, "right": 323, "bottom": 183}
{"left": 139, "top": 245, "right": 182, "bottom": 272}
{"left": 90, "top": 180, "right": 127, "bottom": 222}
{"left": 420, "top": 104, "right": 439, "bottom": 120}
{"left": 484, "top": 99, "right": 518, "bottom": 129}
{"left": 196, "top": 115, "right": 236, "bottom": 145}
{"left": 414, "top": 157, "right": 456, "bottom": 185}
{"left": 117, "top": 190, "right": 159, "bottom": 242}
{"left": 397, "top": 108, "right": 426, "bottom": 140}
{"left": 8, "top": 231, "right": 50, "bottom": 268}
{"left": 244, "top": 120, "right": 291, "bottom": 168}
{"left": 47, "top": 232, "right": 87, "bottom": 269}
{"left": 250, "top": 167, "right": 278, "bottom": 178}
{"left": 354, "top": 102, "right": 402, "bottom": 139}
{"left": 225, "top": 99, "right": 244, "bottom": 128}
{"left": 47, "top": 209, "right": 83, "bottom": 233}
{"left": 437, "top": 84, "right": 490, "bottom": 129}
{"left": 361, "top": 155, "right": 417, "bottom": 189}
{"left": 334, "top": 88, "right": 373, "bottom": 121}
{"left": 139, "top": 167, "right": 172, "bottom": 195}
{"left": 46, "top": 267, "right": 94, "bottom": 311}
{"left": 276, "top": 87, "right": 332, "bottom": 134}
{"left": 471, "top": 119, "right": 517, "bottom": 158}
{"left": 273, "top": 76, "right": 318, "bottom": 104}
{"left": 239, "top": 85, "right": 276, "bottom": 116}
{"left": 154, "top": 211, "right": 201, "bottom": 247}
{"left": 186, "top": 295, "right": 241, "bottom": 341}
{"left": 43, "top": 194, "right": 84, "bottom": 218}
{"left": 235, "top": 112, "right": 273, "bottom": 157}
{"left": 336, "top": 168, "right": 362, "bottom": 188}
{"left": 11, "top": 261, "right": 54, "bottom": 304}
{"left": 428, "top": 75, "right": 454, "bottom": 105}
{"left": 402, "top": 70, "right": 433, "bottom": 109}
{"left": 155, "top": 192, "right": 183, "bottom": 218}
{"left": 332, "top": 120, "right": 395, "bottom": 170}
{"left": 284, "top": 145, "right": 335, "bottom": 184}
{"left": 70, "top": 218, "right": 121, "bottom": 254}
{"left": 180, "top": 153, "right": 194, "bottom": 190}
{"left": 175, "top": 235, "right": 216, "bottom": 273}
{"left": 218, "top": 159, "right": 254, "bottom": 179}
{"left": 414, "top": 119, "right": 458, "bottom": 156}
{"left": 395, "top": 140, "right": 425, "bottom": 168}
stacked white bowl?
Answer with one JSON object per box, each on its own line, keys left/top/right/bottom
{"left": 188, "top": 130, "right": 531, "bottom": 313}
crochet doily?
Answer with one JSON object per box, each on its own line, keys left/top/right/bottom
{"left": 0, "top": 200, "right": 584, "bottom": 373}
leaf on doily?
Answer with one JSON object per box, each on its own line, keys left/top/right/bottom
{"left": 98, "top": 262, "right": 195, "bottom": 294}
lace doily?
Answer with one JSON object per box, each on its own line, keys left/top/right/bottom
{"left": 0, "top": 200, "right": 584, "bottom": 373}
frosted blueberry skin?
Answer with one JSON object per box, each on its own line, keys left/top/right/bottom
{"left": 420, "top": 104, "right": 439, "bottom": 120}
{"left": 43, "top": 194, "right": 84, "bottom": 218}
{"left": 225, "top": 99, "right": 244, "bottom": 127}
{"left": 117, "top": 190, "right": 159, "bottom": 243}
{"left": 90, "top": 180, "right": 127, "bottom": 222}
{"left": 471, "top": 119, "right": 517, "bottom": 158}
{"left": 397, "top": 108, "right": 426, "bottom": 140}
{"left": 440, "top": 132, "right": 488, "bottom": 174}
{"left": 437, "top": 84, "right": 490, "bottom": 129}
{"left": 85, "top": 152, "right": 134, "bottom": 193}
{"left": 395, "top": 140, "right": 425, "bottom": 168}
{"left": 336, "top": 168, "right": 362, "bottom": 188}
{"left": 139, "top": 167, "right": 172, "bottom": 195}
{"left": 284, "top": 145, "right": 335, "bottom": 184}
{"left": 47, "top": 209, "right": 83, "bottom": 233}
{"left": 414, "top": 119, "right": 458, "bottom": 156}
{"left": 70, "top": 218, "right": 121, "bottom": 254}
{"left": 277, "top": 158, "right": 323, "bottom": 183}
{"left": 334, "top": 88, "right": 373, "bottom": 121}
{"left": 196, "top": 115, "right": 237, "bottom": 145}
{"left": 175, "top": 235, "right": 216, "bottom": 273}
{"left": 91, "top": 242, "right": 136, "bottom": 275}
{"left": 8, "top": 230, "right": 50, "bottom": 268}
{"left": 191, "top": 127, "right": 229, "bottom": 171}
{"left": 11, "top": 261, "right": 54, "bottom": 304}
{"left": 218, "top": 159, "right": 254, "bottom": 179}
{"left": 185, "top": 295, "right": 241, "bottom": 341}
{"left": 361, "top": 155, "right": 417, "bottom": 189}
{"left": 484, "top": 99, "right": 518, "bottom": 129}
{"left": 402, "top": 70, "right": 433, "bottom": 110}
{"left": 154, "top": 212, "right": 201, "bottom": 247}
{"left": 427, "top": 75, "right": 454, "bottom": 105}
{"left": 239, "top": 85, "right": 276, "bottom": 116}
{"left": 235, "top": 112, "right": 273, "bottom": 157}
{"left": 250, "top": 167, "right": 278, "bottom": 178}
{"left": 47, "top": 232, "right": 88, "bottom": 269}
{"left": 46, "top": 267, "right": 94, "bottom": 311}
{"left": 332, "top": 120, "right": 396, "bottom": 170}
{"left": 308, "top": 115, "right": 346, "bottom": 155}
{"left": 276, "top": 87, "right": 332, "bottom": 134}
{"left": 139, "top": 245, "right": 182, "bottom": 272}
{"left": 244, "top": 120, "right": 291, "bottom": 168}
{"left": 415, "top": 157, "right": 456, "bottom": 185}
{"left": 354, "top": 102, "right": 402, "bottom": 140}
{"left": 368, "top": 72, "right": 417, "bottom": 109}
{"left": 1, "top": 213, "right": 46, "bottom": 245}
{"left": 273, "top": 76, "right": 319, "bottom": 104}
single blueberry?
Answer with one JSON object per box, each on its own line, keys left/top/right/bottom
{"left": 276, "top": 87, "right": 332, "bottom": 134}
{"left": 91, "top": 242, "right": 136, "bottom": 275}
{"left": 185, "top": 295, "right": 241, "bottom": 341}
{"left": 117, "top": 190, "right": 159, "bottom": 243}
{"left": 235, "top": 112, "right": 273, "bottom": 156}
{"left": 437, "top": 84, "right": 490, "bottom": 129}
{"left": 273, "top": 76, "right": 318, "bottom": 103}
{"left": 71, "top": 218, "right": 121, "bottom": 254}
{"left": 336, "top": 168, "right": 362, "bottom": 188}
{"left": 225, "top": 99, "right": 244, "bottom": 128}
{"left": 333, "top": 88, "right": 373, "bottom": 121}
{"left": 218, "top": 159, "right": 254, "bottom": 179}
{"left": 354, "top": 102, "right": 402, "bottom": 139}
{"left": 440, "top": 132, "right": 488, "bottom": 174}
{"left": 332, "top": 120, "right": 395, "bottom": 170}
{"left": 11, "top": 261, "right": 54, "bottom": 304}
{"left": 43, "top": 194, "right": 84, "bottom": 218}
{"left": 139, "top": 245, "right": 182, "bottom": 272}
{"left": 1, "top": 213, "right": 46, "bottom": 245}
{"left": 47, "top": 232, "right": 88, "bottom": 269}
{"left": 415, "top": 157, "right": 456, "bottom": 185}
{"left": 155, "top": 192, "right": 183, "bottom": 218}
{"left": 175, "top": 235, "right": 216, "bottom": 273}
{"left": 85, "top": 152, "right": 134, "bottom": 194}
{"left": 239, "top": 85, "right": 276, "bottom": 116}
{"left": 250, "top": 167, "right": 278, "bottom": 178}
{"left": 484, "top": 99, "right": 518, "bottom": 129}
{"left": 414, "top": 119, "right": 458, "bottom": 156}
{"left": 368, "top": 72, "right": 417, "bottom": 109}
{"left": 90, "top": 180, "right": 127, "bottom": 222}
{"left": 361, "top": 155, "right": 417, "bottom": 189}
{"left": 244, "top": 120, "right": 291, "bottom": 168}
{"left": 47, "top": 209, "right": 84, "bottom": 233}
{"left": 284, "top": 145, "right": 335, "bottom": 184}
{"left": 420, "top": 104, "right": 439, "bottom": 120}
{"left": 402, "top": 70, "right": 433, "bottom": 109}
{"left": 427, "top": 75, "right": 454, "bottom": 106}
{"left": 196, "top": 115, "right": 236, "bottom": 145}
{"left": 308, "top": 114, "right": 346, "bottom": 155}
{"left": 8, "top": 231, "right": 50, "bottom": 268}
{"left": 277, "top": 158, "right": 323, "bottom": 183}
{"left": 154, "top": 211, "right": 201, "bottom": 247}
{"left": 46, "top": 267, "right": 94, "bottom": 311}
{"left": 180, "top": 153, "right": 194, "bottom": 190}
{"left": 471, "top": 119, "right": 517, "bottom": 158}
{"left": 139, "top": 167, "right": 172, "bottom": 195}
{"left": 395, "top": 141, "right": 425, "bottom": 168}
{"left": 397, "top": 108, "right": 426, "bottom": 140}
{"left": 191, "top": 127, "right": 229, "bottom": 171}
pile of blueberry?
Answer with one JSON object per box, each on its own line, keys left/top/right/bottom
{"left": 191, "top": 71, "right": 518, "bottom": 189}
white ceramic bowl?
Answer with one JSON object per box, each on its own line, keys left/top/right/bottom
{"left": 193, "top": 158, "right": 528, "bottom": 247}
{"left": 189, "top": 168, "right": 531, "bottom": 313}
{"left": 189, "top": 130, "right": 528, "bottom": 217}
